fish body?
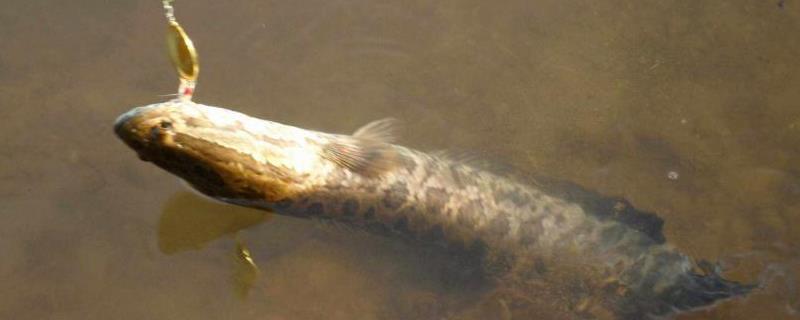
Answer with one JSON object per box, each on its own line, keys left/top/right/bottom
{"left": 114, "top": 100, "right": 752, "bottom": 318}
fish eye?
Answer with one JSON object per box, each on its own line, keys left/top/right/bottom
{"left": 149, "top": 121, "right": 173, "bottom": 141}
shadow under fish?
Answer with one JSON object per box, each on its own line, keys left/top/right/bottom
{"left": 159, "top": 191, "right": 270, "bottom": 298}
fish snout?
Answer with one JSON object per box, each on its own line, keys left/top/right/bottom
{"left": 113, "top": 107, "right": 152, "bottom": 153}
{"left": 114, "top": 108, "right": 139, "bottom": 135}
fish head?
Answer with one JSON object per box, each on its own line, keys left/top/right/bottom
{"left": 113, "top": 100, "right": 327, "bottom": 205}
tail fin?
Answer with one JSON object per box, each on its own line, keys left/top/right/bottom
{"left": 621, "top": 270, "right": 755, "bottom": 319}
{"left": 665, "top": 271, "right": 755, "bottom": 312}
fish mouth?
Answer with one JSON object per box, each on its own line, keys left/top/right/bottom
{"left": 113, "top": 107, "right": 151, "bottom": 159}
{"left": 113, "top": 107, "right": 142, "bottom": 137}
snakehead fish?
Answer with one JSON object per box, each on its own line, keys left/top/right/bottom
{"left": 114, "top": 100, "right": 753, "bottom": 318}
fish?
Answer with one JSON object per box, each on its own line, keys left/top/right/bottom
{"left": 114, "top": 100, "right": 754, "bottom": 318}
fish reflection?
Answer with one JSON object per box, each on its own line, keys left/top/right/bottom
{"left": 159, "top": 191, "right": 270, "bottom": 298}
{"left": 158, "top": 191, "right": 270, "bottom": 254}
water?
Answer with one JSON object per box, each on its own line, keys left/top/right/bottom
{"left": 2, "top": 0, "right": 799, "bottom": 319}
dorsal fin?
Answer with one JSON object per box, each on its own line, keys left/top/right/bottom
{"left": 352, "top": 118, "right": 398, "bottom": 143}
{"left": 431, "top": 148, "right": 666, "bottom": 242}
{"left": 527, "top": 174, "right": 667, "bottom": 244}
{"left": 431, "top": 149, "right": 515, "bottom": 176}
{"left": 321, "top": 118, "right": 401, "bottom": 176}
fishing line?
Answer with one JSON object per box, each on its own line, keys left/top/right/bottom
{"left": 161, "top": 0, "right": 199, "bottom": 101}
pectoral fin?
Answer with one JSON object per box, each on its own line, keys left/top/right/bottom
{"left": 321, "top": 118, "right": 401, "bottom": 176}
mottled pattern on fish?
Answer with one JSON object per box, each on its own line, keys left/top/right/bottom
{"left": 114, "top": 100, "right": 753, "bottom": 318}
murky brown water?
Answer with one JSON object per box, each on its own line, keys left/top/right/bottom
{"left": 2, "top": 1, "right": 799, "bottom": 319}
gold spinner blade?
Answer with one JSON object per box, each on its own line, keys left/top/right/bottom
{"left": 166, "top": 20, "right": 199, "bottom": 81}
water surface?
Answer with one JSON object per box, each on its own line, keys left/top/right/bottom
{"left": 1, "top": 1, "right": 799, "bottom": 319}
